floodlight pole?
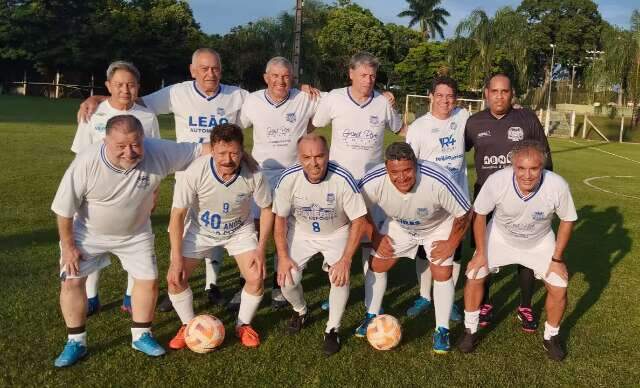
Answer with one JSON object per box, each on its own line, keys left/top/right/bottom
{"left": 293, "top": 0, "right": 304, "bottom": 85}
{"left": 545, "top": 44, "right": 556, "bottom": 135}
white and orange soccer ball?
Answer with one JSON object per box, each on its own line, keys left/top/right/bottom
{"left": 366, "top": 314, "right": 402, "bottom": 350}
{"left": 184, "top": 314, "right": 225, "bottom": 353}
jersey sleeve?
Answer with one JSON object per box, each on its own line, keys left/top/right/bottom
{"left": 385, "top": 100, "right": 402, "bottom": 133}
{"left": 70, "top": 121, "right": 93, "bottom": 153}
{"left": 555, "top": 179, "right": 578, "bottom": 222}
{"left": 252, "top": 171, "right": 273, "bottom": 209}
{"left": 142, "top": 85, "right": 173, "bottom": 115}
{"left": 434, "top": 169, "right": 471, "bottom": 217}
{"left": 464, "top": 117, "right": 475, "bottom": 152}
{"left": 152, "top": 140, "right": 201, "bottom": 176}
{"left": 149, "top": 116, "right": 161, "bottom": 139}
{"left": 405, "top": 123, "right": 420, "bottom": 158}
{"left": 341, "top": 184, "right": 367, "bottom": 221}
{"left": 311, "top": 94, "right": 333, "bottom": 128}
{"left": 172, "top": 166, "right": 198, "bottom": 209}
{"left": 472, "top": 174, "right": 499, "bottom": 215}
{"left": 51, "top": 160, "right": 88, "bottom": 218}
{"left": 272, "top": 175, "right": 293, "bottom": 217}
{"left": 238, "top": 98, "right": 253, "bottom": 129}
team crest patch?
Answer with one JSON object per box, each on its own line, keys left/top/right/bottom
{"left": 326, "top": 193, "right": 335, "bottom": 204}
{"left": 450, "top": 122, "right": 457, "bottom": 131}
{"left": 95, "top": 123, "right": 106, "bottom": 133}
{"left": 417, "top": 208, "right": 429, "bottom": 217}
{"left": 532, "top": 211, "right": 545, "bottom": 221}
{"left": 369, "top": 115, "right": 380, "bottom": 125}
{"left": 135, "top": 175, "right": 150, "bottom": 189}
{"left": 286, "top": 112, "right": 297, "bottom": 123}
{"left": 216, "top": 107, "right": 226, "bottom": 116}
{"left": 235, "top": 193, "right": 248, "bottom": 204}
{"left": 507, "top": 126, "right": 524, "bottom": 142}
{"left": 478, "top": 130, "right": 491, "bottom": 138}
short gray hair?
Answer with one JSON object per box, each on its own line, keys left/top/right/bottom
{"left": 385, "top": 142, "right": 416, "bottom": 163}
{"left": 349, "top": 51, "right": 379, "bottom": 71}
{"left": 106, "top": 61, "right": 140, "bottom": 82}
{"left": 106, "top": 115, "right": 144, "bottom": 137}
{"left": 192, "top": 48, "right": 221, "bottom": 65}
{"left": 511, "top": 140, "right": 548, "bottom": 166}
{"left": 265, "top": 56, "right": 293, "bottom": 74}
{"left": 297, "top": 133, "right": 328, "bottom": 149}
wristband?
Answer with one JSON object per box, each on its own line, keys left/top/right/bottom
{"left": 551, "top": 256, "right": 564, "bottom": 263}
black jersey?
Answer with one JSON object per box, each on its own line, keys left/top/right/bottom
{"left": 465, "top": 107, "right": 553, "bottom": 192}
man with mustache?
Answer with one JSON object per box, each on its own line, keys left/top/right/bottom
{"left": 52, "top": 115, "right": 212, "bottom": 367}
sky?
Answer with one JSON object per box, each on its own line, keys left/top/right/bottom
{"left": 188, "top": 0, "right": 635, "bottom": 37}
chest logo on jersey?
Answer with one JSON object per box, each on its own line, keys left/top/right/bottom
{"left": 417, "top": 208, "right": 429, "bottom": 217}
{"left": 94, "top": 123, "right": 106, "bottom": 133}
{"left": 135, "top": 175, "right": 151, "bottom": 189}
{"left": 286, "top": 112, "right": 297, "bottom": 123}
{"left": 439, "top": 134, "right": 456, "bottom": 148}
{"left": 532, "top": 211, "right": 545, "bottom": 221}
{"left": 217, "top": 107, "right": 226, "bottom": 116}
{"left": 235, "top": 193, "right": 248, "bottom": 204}
{"left": 507, "top": 127, "right": 524, "bottom": 142}
{"left": 188, "top": 115, "right": 229, "bottom": 131}
{"left": 449, "top": 122, "right": 458, "bottom": 131}
{"left": 478, "top": 130, "right": 491, "bottom": 138}
{"left": 369, "top": 115, "right": 380, "bottom": 125}
{"left": 326, "top": 193, "right": 335, "bottom": 204}
{"left": 296, "top": 203, "right": 336, "bottom": 221}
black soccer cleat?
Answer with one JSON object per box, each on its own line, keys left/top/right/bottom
{"left": 323, "top": 329, "right": 341, "bottom": 356}
{"left": 457, "top": 329, "right": 480, "bottom": 353}
{"left": 543, "top": 335, "right": 566, "bottom": 361}
{"left": 157, "top": 294, "right": 173, "bottom": 312}
{"left": 479, "top": 304, "right": 493, "bottom": 328}
{"left": 287, "top": 312, "right": 307, "bottom": 335}
{"left": 207, "top": 284, "right": 225, "bottom": 306}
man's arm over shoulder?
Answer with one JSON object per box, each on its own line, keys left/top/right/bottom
{"left": 142, "top": 84, "right": 176, "bottom": 115}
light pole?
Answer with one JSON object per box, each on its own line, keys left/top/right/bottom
{"left": 293, "top": 0, "right": 304, "bottom": 85}
{"left": 545, "top": 43, "right": 556, "bottom": 135}
{"left": 569, "top": 63, "right": 580, "bottom": 104}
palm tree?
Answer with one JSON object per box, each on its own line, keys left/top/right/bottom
{"left": 448, "top": 9, "right": 494, "bottom": 88}
{"left": 397, "top": 0, "right": 450, "bottom": 41}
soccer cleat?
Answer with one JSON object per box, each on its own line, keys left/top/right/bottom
{"left": 287, "top": 312, "right": 307, "bottom": 335}
{"left": 207, "top": 284, "right": 225, "bottom": 306}
{"left": 227, "top": 290, "right": 242, "bottom": 312}
{"left": 157, "top": 295, "right": 173, "bottom": 312}
{"left": 354, "top": 312, "right": 377, "bottom": 337}
{"left": 450, "top": 304, "right": 463, "bottom": 322}
{"left": 120, "top": 294, "right": 132, "bottom": 314}
{"left": 479, "top": 304, "right": 493, "bottom": 328}
{"left": 433, "top": 327, "right": 451, "bottom": 354}
{"left": 168, "top": 325, "right": 187, "bottom": 350}
{"left": 323, "top": 329, "right": 341, "bottom": 356}
{"left": 457, "top": 329, "right": 480, "bottom": 353}
{"left": 406, "top": 297, "right": 432, "bottom": 318}
{"left": 543, "top": 335, "right": 566, "bottom": 361}
{"left": 320, "top": 300, "right": 330, "bottom": 311}
{"left": 236, "top": 325, "right": 260, "bottom": 348}
{"left": 54, "top": 340, "right": 87, "bottom": 368}
{"left": 87, "top": 295, "right": 101, "bottom": 317}
{"left": 271, "top": 288, "right": 289, "bottom": 310}
{"left": 517, "top": 306, "right": 538, "bottom": 333}
{"left": 132, "top": 332, "right": 166, "bottom": 357}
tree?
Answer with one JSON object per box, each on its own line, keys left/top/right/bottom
{"left": 449, "top": 9, "right": 496, "bottom": 89}
{"left": 397, "top": 0, "right": 449, "bottom": 41}
{"left": 394, "top": 41, "right": 448, "bottom": 94}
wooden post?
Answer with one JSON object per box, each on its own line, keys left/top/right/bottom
{"left": 22, "top": 70, "right": 27, "bottom": 96}
{"left": 582, "top": 113, "right": 587, "bottom": 139}
{"left": 619, "top": 115, "right": 624, "bottom": 143}
{"left": 54, "top": 71, "right": 61, "bottom": 99}
{"left": 90, "top": 74, "right": 94, "bottom": 96}
{"left": 544, "top": 109, "right": 551, "bottom": 136}
{"left": 570, "top": 111, "right": 576, "bottom": 138}
{"left": 404, "top": 95, "right": 409, "bottom": 126}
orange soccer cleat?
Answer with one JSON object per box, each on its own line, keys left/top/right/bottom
{"left": 169, "top": 325, "right": 187, "bottom": 350}
{"left": 235, "top": 325, "right": 260, "bottom": 348}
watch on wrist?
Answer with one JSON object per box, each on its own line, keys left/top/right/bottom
{"left": 551, "top": 256, "right": 564, "bottom": 263}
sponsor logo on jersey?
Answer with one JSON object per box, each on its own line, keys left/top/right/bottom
{"left": 295, "top": 203, "right": 336, "bottom": 221}
{"left": 532, "top": 211, "right": 545, "bottom": 221}
{"left": 439, "top": 134, "right": 456, "bottom": 148}
{"left": 135, "top": 175, "right": 150, "bottom": 189}
{"left": 483, "top": 152, "right": 512, "bottom": 167}
{"left": 326, "top": 193, "right": 335, "bottom": 204}
{"left": 398, "top": 218, "right": 421, "bottom": 226}
{"left": 94, "top": 123, "right": 106, "bottom": 133}
{"left": 267, "top": 126, "right": 292, "bottom": 140}
{"left": 369, "top": 115, "right": 380, "bottom": 125}
{"left": 431, "top": 127, "right": 440, "bottom": 133}
{"left": 286, "top": 112, "right": 296, "bottom": 123}
{"left": 235, "top": 193, "right": 248, "bottom": 204}
{"left": 417, "top": 208, "right": 429, "bottom": 217}
{"left": 342, "top": 129, "right": 378, "bottom": 149}
{"left": 188, "top": 115, "right": 229, "bottom": 133}
{"left": 217, "top": 107, "right": 226, "bottom": 116}
{"left": 507, "top": 126, "right": 524, "bottom": 142}
{"left": 478, "top": 130, "right": 491, "bottom": 138}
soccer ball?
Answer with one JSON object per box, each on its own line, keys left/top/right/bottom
{"left": 185, "top": 314, "right": 225, "bottom": 353}
{"left": 366, "top": 314, "right": 402, "bottom": 350}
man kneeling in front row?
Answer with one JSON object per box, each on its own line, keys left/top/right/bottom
{"left": 458, "top": 140, "right": 576, "bottom": 361}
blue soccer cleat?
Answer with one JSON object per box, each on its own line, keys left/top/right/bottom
{"left": 450, "top": 304, "right": 463, "bottom": 322}
{"left": 320, "top": 299, "right": 330, "bottom": 311}
{"left": 355, "top": 313, "right": 377, "bottom": 337}
{"left": 120, "top": 294, "right": 132, "bottom": 314}
{"left": 87, "top": 295, "right": 101, "bottom": 317}
{"left": 132, "top": 332, "right": 166, "bottom": 357}
{"left": 54, "top": 340, "right": 87, "bottom": 368}
{"left": 433, "top": 326, "right": 451, "bottom": 354}
{"left": 406, "top": 297, "right": 432, "bottom": 318}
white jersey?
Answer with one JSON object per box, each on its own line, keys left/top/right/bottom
{"left": 52, "top": 139, "right": 201, "bottom": 241}
{"left": 359, "top": 161, "right": 471, "bottom": 233}
{"left": 143, "top": 81, "right": 248, "bottom": 143}
{"left": 173, "top": 156, "right": 272, "bottom": 240}
{"left": 240, "top": 88, "right": 320, "bottom": 172}
{"left": 473, "top": 167, "right": 578, "bottom": 247}
{"left": 312, "top": 87, "right": 402, "bottom": 179}
{"left": 406, "top": 107, "right": 469, "bottom": 195}
{"left": 71, "top": 100, "right": 160, "bottom": 153}
{"left": 273, "top": 161, "right": 367, "bottom": 239}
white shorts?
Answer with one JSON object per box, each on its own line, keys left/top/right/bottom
{"left": 252, "top": 169, "right": 281, "bottom": 219}
{"left": 182, "top": 222, "right": 258, "bottom": 259}
{"left": 286, "top": 230, "right": 349, "bottom": 271}
{"left": 373, "top": 219, "right": 454, "bottom": 266}
{"left": 59, "top": 233, "right": 157, "bottom": 280}
{"left": 468, "top": 222, "right": 567, "bottom": 288}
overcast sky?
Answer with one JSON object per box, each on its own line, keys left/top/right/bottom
{"left": 188, "top": 0, "right": 635, "bottom": 37}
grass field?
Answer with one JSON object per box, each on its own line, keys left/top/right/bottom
{"left": 1, "top": 95, "right": 639, "bottom": 386}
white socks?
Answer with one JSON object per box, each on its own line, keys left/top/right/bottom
{"left": 131, "top": 327, "right": 151, "bottom": 342}
{"left": 365, "top": 269, "right": 387, "bottom": 315}
{"left": 126, "top": 273, "right": 134, "bottom": 296}
{"left": 433, "top": 278, "right": 454, "bottom": 329}
{"left": 544, "top": 321, "right": 560, "bottom": 340}
{"left": 169, "top": 288, "right": 194, "bottom": 325}
{"left": 416, "top": 259, "right": 432, "bottom": 300}
{"left": 464, "top": 310, "right": 480, "bottom": 334}
{"left": 280, "top": 269, "right": 307, "bottom": 315}
{"left": 237, "top": 289, "right": 263, "bottom": 326}
{"left": 452, "top": 261, "right": 461, "bottom": 287}
{"left": 204, "top": 247, "right": 224, "bottom": 289}
{"left": 326, "top": 282, "right": 349, "bottom": 333}
{"left": 85, "top": 270, "right": 100, "bottom": 299}
{"left": 68, "top": 332, "right": 87, "bottom": 346}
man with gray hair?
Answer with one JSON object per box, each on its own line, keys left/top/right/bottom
{"left": 71, "top": 60, "right": 160, "bottom": 317}
{"left": 358, "top": 142, "right": 471, "bottom": 353}
{"left": 52, "top": 115, "right": 212, "bottom": 367}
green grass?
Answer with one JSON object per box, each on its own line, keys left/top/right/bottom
{"left": 1, "top": 95, "right": 639, "bottom": 386}
{"left": 574, "top": 115, "right": 640, "bottom": 143}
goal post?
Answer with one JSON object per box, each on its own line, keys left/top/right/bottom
{"left": 404, "top": 94, "right": 485, "bottom": 125}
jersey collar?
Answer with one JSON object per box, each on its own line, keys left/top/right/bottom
{"left": 347, "top": 87, "right": 374, "bottom": 108}
{"left": 512, "top": 171, "right": 544, "bottom": 201}
{"left": 264, "top": 89, "right": 290, "bottom": 108}
{"left": 210, "top": 157, "right": 240, "bottom": 186}
{"left": 100, "top": 144, "right": 137, "bottom": 174}
{"left": 193, "top": 81, "right": 222, "bottom": 101}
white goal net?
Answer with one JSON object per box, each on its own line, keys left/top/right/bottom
{"left": 404, "top": 94, "right": 485, "bottom": 125}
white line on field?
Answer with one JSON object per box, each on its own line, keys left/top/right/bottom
{"left": 567, "top": 140, "right": 640, "bottom": 165}
{"left": 582, "top": 176, "right": 640, "bottom": 200}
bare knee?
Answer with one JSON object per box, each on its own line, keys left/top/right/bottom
{"left": 243, "top": 271, "right": 264, "bottom": 295}
{"left": 135, "top": 278, "right": 158, "bottom": 293}
{"left": 369, "top": 256, "right": 397, "bottom": 273}
{"left": 546, "top": 284, "right": 567, "bottom": 302}
{"left": 430, "top": 264, "right": 452, "bottom": 282}
{"left": 61, "top": 277, "right": 85, "bottom": 292}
